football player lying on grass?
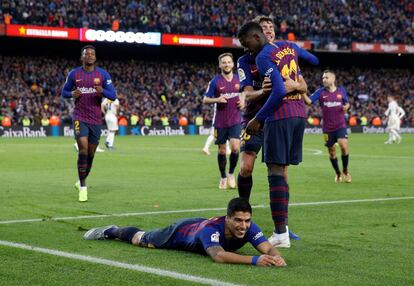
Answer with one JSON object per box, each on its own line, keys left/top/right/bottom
{"left": 84, "top": 197, "right": 286, "bottom": 267}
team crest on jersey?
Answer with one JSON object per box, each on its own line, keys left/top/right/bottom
{"left": 235, "top": 83, "right": 240, "bottom": 90}
{"left": 238, "top": 68, "right": 246, "bottom": 81}
{"left": 210, "top": 231, "right": 220, "bottom": 243}
{"left": 337, "top": 94, "right": 342, "bottom": 100}
{"left": 93, "top": 78, "right": 101, "bottom": 85}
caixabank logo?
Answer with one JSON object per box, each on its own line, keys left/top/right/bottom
{"left": 0, "top": 126, "right": 47, "bottom": 137}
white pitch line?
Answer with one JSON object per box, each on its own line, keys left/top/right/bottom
{"left": 0, "top": 240, "right": 240, "bottom": 286}
{"left": 0, "top": 196, "right": 413, "bottom": 225}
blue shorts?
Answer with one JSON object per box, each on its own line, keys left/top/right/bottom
{"left": 73, "top": 120, "right": 102, "bottom": 145}
{"left": 263, "top": 118, "right": 305, "bottom": 165}
{"left": 214, "top": 124, "right": 242, "bottom": 145}
{"left": 240, "top": 128, "right": 263, "bottom": 154}
{"left": 140, "top": 218, "right": 205, "bottom": 249}
{"left": 324, "top": 128, "right": 348, "bottom": 148}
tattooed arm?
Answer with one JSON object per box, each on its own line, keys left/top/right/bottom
{"left": 205, "top": 246, "right": 284, "bottom": 266}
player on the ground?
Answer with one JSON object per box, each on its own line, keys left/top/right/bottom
{"left": 384, "top": 95, "right": 405, "bottom": 144}
{"left": 238, "top": 22, "right": 315, "bottom": 248}
{"left": 61, "top": 45, "right": 117, "bottom": 202}
{"left": 302, "top": 70, "right": 351, "bottom": 183}
{"left": 84, "top": 197, "right": 286, "bottom": 267}
{"left": 101, "top": 98, "right": 120, "bottom": 150}
{"left": 237, "top": 16, "right": 318, "bottom": 201}
{"left": 203, "top": 53, "right": 244, "bottom": 190}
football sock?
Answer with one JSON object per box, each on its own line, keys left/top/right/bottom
{"left": 218, "top": 153, "right": 227, "bottom": 178}
{"left": 85, "top": 155, "right": 95, "bottom": 178}
{"left": 268, "top": 175, "right": 288, "bottom": 234}
{"left": 341, "top": 154, "right": 349, "bottom": 173}
{"left": 77, "top": 153, "right": 88, "bottom": 187}
{"left": 330, "top": 157, "right": 341, "bottom": 175}
{"left": 229, "top": 152, "right": 239, "bottom": 174}
{"left": 106, "top": 132, "right": 115, "bottom": 147}
{"left": 237, "top": 174, "right": 252, "bottom": 200}
{"left": 105, "top": 227, "right": 140, "bottom": 243}
{"left": 204, "top": 134, "right": 214, "bottom": 150}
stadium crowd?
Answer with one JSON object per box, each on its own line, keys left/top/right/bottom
{"left": 0, "top": 55, "right": 413, "bottom": 127}
{"left": 1, "top": 0, "right": 414, "bottom": 49}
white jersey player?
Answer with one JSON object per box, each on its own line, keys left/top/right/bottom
{"left": 102, "top": 98, "right": 120, "bottom": 150}
{"left": 384, "top": 95, "right": 405, "bottom": 144}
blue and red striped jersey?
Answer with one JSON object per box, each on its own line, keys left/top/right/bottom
{"left": 310, "top": 86, "right": 349, "bottom": 132}
{"left": 61, "top": 66, "right": 116, "bottom": 125}
{"left": 170, "top": 216, "right": 267, "bottom": 254}
{"left": 255, "top": 42, "right": 310, "bottom": 122}
{"left": 237, "top": 53, "right": 266, "bottom": 126}
{"left": 204, "top": 74, "right": 242, "bottom": 128}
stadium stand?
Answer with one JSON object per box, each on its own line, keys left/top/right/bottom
{"left": 0, "top": 55, "right": 413, "bottom": 126}
{"left": 1, "top": 0, "right": 414, "bottom": 49}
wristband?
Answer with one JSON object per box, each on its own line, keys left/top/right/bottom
{"left": 251, "top": 255, "right": 259, "bottom": 266}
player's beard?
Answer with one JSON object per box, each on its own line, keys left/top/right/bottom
{"left": 222, "top": 69, "right": 232, "bottom": 75}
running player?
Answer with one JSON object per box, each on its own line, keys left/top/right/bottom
{"left": 203, "top": 53, "right": 244, "bottom": 190}
{"left": 61, "top": 45, "right": 117, "bottom": 202}
{"left": 302, "top": 70, "right": 351, "bottom": 183}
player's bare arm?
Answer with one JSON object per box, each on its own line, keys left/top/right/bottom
{"left": 255, "top": 241, "right": 287, "bottom": 267}
{"left": 206, "top": 245, "right": 283, "bottom": 267}
{"left": 302, "top": 92, "right": 312, "bottom": 105}
{"left": 203, "top": 96, "right": 227, "bottom": 105}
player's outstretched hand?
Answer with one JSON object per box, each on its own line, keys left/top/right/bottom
{"left": 94, "top": 86, "right": 103, "bottom": 94}
{"left": 257, "top": 255, "right": 287, "bottom": 267}
{"left": 262, "top": 77, "right": 272, "bottom": 96}
{"left": 246, "top": 117, "right": 262, "bottom": 135}
{"left": 217, "top": 96, "right": 228, "bottom": 104}
{"left": 72, "top": 89, "right": 82, "bottom": 99}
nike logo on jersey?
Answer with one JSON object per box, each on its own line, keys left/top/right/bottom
{"left": 219, "top": 86, "right": 225, "bottom": 90}
{"left": 76, "top": 79, "right": 82, "bottom": 82}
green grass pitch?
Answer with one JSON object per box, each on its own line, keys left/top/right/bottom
{"left": 0, "top": 134, "right": 413, "bottom": 285}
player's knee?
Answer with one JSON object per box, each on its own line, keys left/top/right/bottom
{"left": 267, "top": 164, "right": 284, "bottom": 176}
{"left": 240, "top": 164, "right": 253, "bottom": 177}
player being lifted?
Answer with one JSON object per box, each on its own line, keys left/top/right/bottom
{"left": 237, "top": 16, "right": 318, "bottom": 201}
{"left": 101, "top": 97, "right": 120, "bottom": 150}
{"left": 384, "top": 95, "right": 405, "bottom": 144}
{"left": 203, "top": 53, "right": 244, "bottom": 190}
{"left": 238, "top": 22, "right": 316, "bottom": 248}
{"left": 62, "top": 45, "right": 117, "bottom": 202}
{"left": 302, "top": 70, "right": 351, "bottom": 183}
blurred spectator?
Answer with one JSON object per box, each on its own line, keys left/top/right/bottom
{"left": 1, "top": 0, "right": 414, "bottom": 49}
{"left": 0, "top": 55, "right": 413, "bottom": 127}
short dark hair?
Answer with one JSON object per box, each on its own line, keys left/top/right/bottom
{"left": 218, "top": 52, "right": 233, "bottom": 63}
{"left": 253, "top": 15, "right": 274, "bottom": 25}
{"left": 323, "top": 69, "right": 335, "bottom": 76}
{"left": 81, "top": 45, "right": 96, "bottom": 55}
{"left": 237, "top": 21, "right": 263, "bottom": 39}
{"left": 227, "top": 197, "right": 252, "bottom": 216}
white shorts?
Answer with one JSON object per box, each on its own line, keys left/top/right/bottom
{"left": 105, "top": 114, "right": 119, "bottom": 131}
{"left": 387, "top": 116, "right": 400, "bottom": 131}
